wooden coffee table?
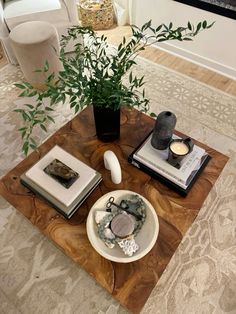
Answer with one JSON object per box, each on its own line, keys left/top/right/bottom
{"left": 0, "top": 106, "right": 228, "bottom": 314}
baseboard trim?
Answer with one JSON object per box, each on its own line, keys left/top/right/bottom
{"left": 154, "top": 42, "right": 236, "bottom": 80}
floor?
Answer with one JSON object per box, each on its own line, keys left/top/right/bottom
{"left": 0, "top": 43, "right": 8, "bottom": 68}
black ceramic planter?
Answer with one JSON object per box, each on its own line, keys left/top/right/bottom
{"left": 93, "top": 106, "right": 120, "bottom": 142}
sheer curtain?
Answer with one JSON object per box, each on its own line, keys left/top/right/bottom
{"left": 113, "top": 0, "right": 134, "bottom": 25}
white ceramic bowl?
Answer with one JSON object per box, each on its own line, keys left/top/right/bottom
{"left": 86, "top": 190, "right": 159, "bottom": 263}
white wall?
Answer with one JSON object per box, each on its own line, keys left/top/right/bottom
{"left": 132, "top": 0, "right": 236, "bottom": 79}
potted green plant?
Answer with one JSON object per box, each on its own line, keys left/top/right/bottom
{"left": 15, "top": 20, "right": 214, "bottom": 155}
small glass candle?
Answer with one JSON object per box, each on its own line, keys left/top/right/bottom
{"left": 167, "top": 138, "right": 193, "bottom": 169}
{"left": 169, "top": 141, "right": 189, "bottom": 156}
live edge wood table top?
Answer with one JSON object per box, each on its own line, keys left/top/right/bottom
{"left": 0, "top": 106, "right": 228, "bottom": 314}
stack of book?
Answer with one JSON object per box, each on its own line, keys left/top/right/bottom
{"left": 20, "top": 145, "right": 102, "bottom": 218}
{"left": 128, "top": 132, "right": 210, "bottom": 195}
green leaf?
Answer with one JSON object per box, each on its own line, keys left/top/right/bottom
{"left": 32, "top": 119, "right": 41, "bottom": 126}
{"left": 157, "top": 38, "right": 168, "bottom": 42}
{"left": 23, "top": 82, "right": 33, "bottom": 89}
{"left": 35, "top": 110, "right": 46, "bottom": 114}
{"left": 34, "top": 69, "right": 42, "bottom": 73}
{"left": 74, "top": 105, "right": 80, "bottom": 113}
{"left": 207, "top": 21, "right": 215, "bottom": 29}
{"left": 36, "top": 102, "right": 43, "bottom": 108}
{"left": 24, "top": 104, "right": 34, "bottom": 109}
{"left": 45, "top": 106, "right": 54, "bottom": 111}
{"left": 203, "top": 20, "right": 207, "bottom": 28}
{"left": 14, "top": 109, "right": 23, "bottom": 113}
{"left": 150, "top": 112, "right": 157, "bottom": 118}
{"left": 28, "top": 111, "right": 35, "bottom": 118}
{"left": 21, "top": 130, "right": 26, "bottom": 139}
{"left": 46, "top": 73, "right": 55, "bottom": 83}
{"left": 22, "top": 141, "right": 29, "bottom": 155}
{"left": 19, "top": 90, "right": 30, "bottom": 97}
{"left": 196, "top": 22, "right": 202, "bottom": 32}
{"left": 47, "top": 115, "right": 55, "bottom": 123}
{"left": 129, "top": 72, "right": 133, "bottom": 83}
{"left": 44, "top": 60, "right": 49, "bottom": 72}
{"left": 22, "top": 111, "right": 31, "bottom": 121}
{"left": 18, "top": 127, "right": 27, "bottom": 131}
{"left": 40, "top": 124, "right": 47, "bottom": 132}
{"left": 29, "top": 143, "right": 37, "bottom": 150}
{"left": 70, "top": 95, "right": 77, "bottom": 103}
{"left": 14, "top": 83, "right": 26, "bottom": 89}
{"left": 163, "top": 24, "right": 169, "bottom": 31}
{"left": 155, "top": 25, "right": 162, "bottom": 32}
{"left": 29, "top": 137, "right": 37, "bottom": 146}
{"left": 28, "top": 91, "right": 37, "bottom": 97}
{"left": 70, "top": 101, "right": 77, "bottom": 108}
{"left": 187, "top": 22, "right": 192, "bottom": 30}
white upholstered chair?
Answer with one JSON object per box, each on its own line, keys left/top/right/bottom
{"left": 0, "top": 0, "right": 79, "bottom": 64}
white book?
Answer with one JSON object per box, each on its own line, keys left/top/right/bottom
{"left": 21, "top": 172, "right": 102, "bottom": 218}
{"left": 134, "top": 134, "right": 207, "bottom": 188}
{"left": 25, "top": 145, "right": 99, "bottom": 207}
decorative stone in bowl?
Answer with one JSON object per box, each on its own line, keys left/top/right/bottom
{"left": 86, "top": 190, "right": 159, "bottom": 263}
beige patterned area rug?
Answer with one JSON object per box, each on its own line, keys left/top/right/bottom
{"left": 0, "top": 59, "right": 236, "bottom": 314}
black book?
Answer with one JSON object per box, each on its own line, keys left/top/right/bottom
{"left": 128, "top": 132, "right": 211, "bottom": 196}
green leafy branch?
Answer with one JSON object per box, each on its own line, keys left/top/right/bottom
{"left": 14, "top": 20, "right": 214, "bottom": 155}
{"left": 14, "top": 79, "right": 56, "bottom": 155}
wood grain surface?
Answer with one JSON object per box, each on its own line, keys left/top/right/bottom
{"left": 0, "top": 107, "right": 228, "bottom": 314}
